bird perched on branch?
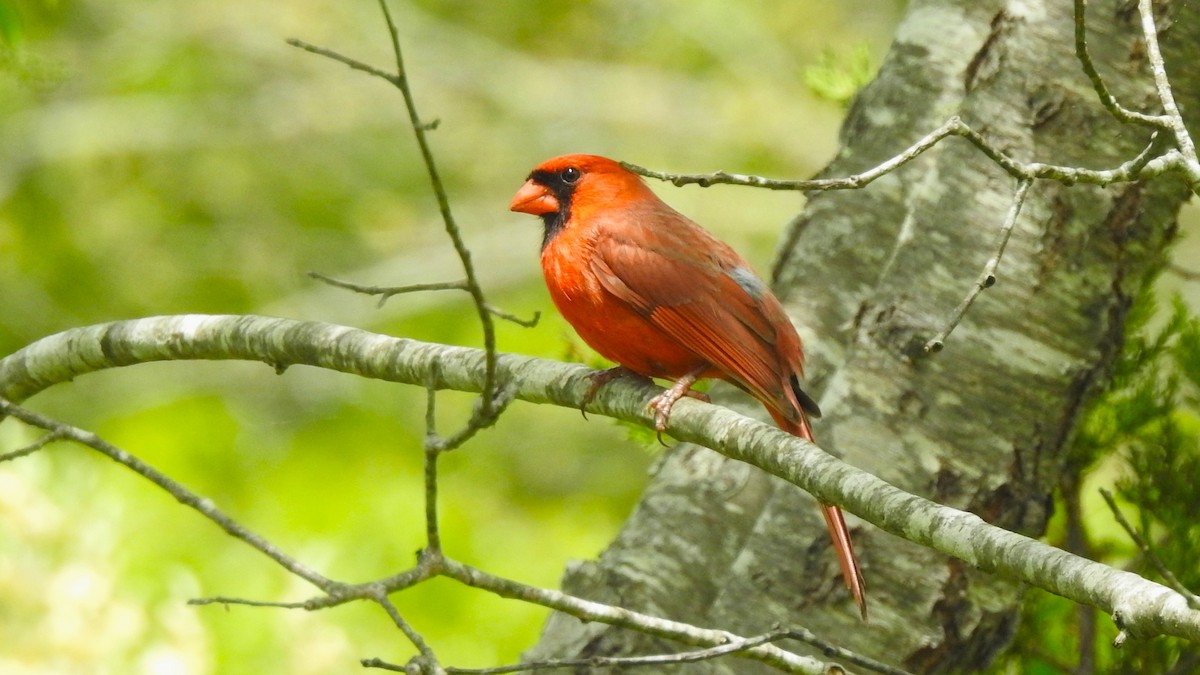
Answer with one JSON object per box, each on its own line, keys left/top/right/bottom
{"left": 510, "top": 154, "right": 867, "bottom": 620}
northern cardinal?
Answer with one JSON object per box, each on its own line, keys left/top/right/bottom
{"left": 510, "top": 154, "right": 867, "bottom": 620}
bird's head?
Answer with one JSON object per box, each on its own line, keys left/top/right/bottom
{"left": 510, "top": 154, "right": 651, "bottom": 249}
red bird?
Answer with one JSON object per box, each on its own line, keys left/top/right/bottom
{"left": 510, "top": 154, "right": 866, "bottom": 620}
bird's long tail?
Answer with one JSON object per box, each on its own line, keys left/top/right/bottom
{"left": 768, "top": 408, "right": 868, "bottom": 621}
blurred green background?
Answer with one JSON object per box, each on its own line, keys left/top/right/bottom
{"left": 0, "top": 1, "right": 907, "bottom": 672}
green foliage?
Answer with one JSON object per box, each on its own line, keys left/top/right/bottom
{"left": 995, "top": 291, "right": 1200, "bottom": 673}
{"left": 804, "top": 43, "right": 874, "bottom": 108}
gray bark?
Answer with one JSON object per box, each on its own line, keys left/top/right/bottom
{"left": 527, "top": 0, "right": 1199, "bottom": 671}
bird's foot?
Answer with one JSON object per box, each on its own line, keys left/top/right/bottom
{"left": 580, "top": 367, "right": 648, "bottom": 419}
{"left": 647, "top": 370, "right": 708, "bottom": 444}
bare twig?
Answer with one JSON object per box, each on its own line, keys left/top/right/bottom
{"left": 422, "top": 386, "right": 443, "bottom": 554}
{"left": 372, "top": 0, "right": 501, "bottom": 422}
{"left": 189, "top": 596, "right": 310, "bottom": 610}
{"left": 285, "top": 37, "right": 398, "bottom": 83}
{"left": 626, "top": 2, "right": 1195, "bottom": 194}
{"left": 626, "top": 116, "right": 1168, "bottom": 192}
{"left": 925, "top": 178, "right": 1033, "bottom": 352}
{"left": 0, "top": 398, "right": 338, "bottom": 593}
{"left": 484, "top": 304, "right": 541, "bottom": 328}
{"left": 290, "top": 18, "right": 545, "bottom": 671}
{"left": 377, "top": 596, "right": 442, "bottom": 670}
{"left": 365, "top": 627, "right": 907, "bottom": 674}
{"left": 626, "top": 116, "right": 966, "bottom": 191}
{"left": 781, "top": 625, "right": 910, "bottom": 675}
{"left": 1073, "top": 0, "right": 1166, "bottom": 128}
{"left": 305, "top": 273, "right": 539, "bottom": 327}
{"left": 1167, "top": 263, "right": 1200, "bottom": 282}
{"left": 307, "top": 271, "right": 468, "bottom": 308}
{"left": 290, "top": 0, "right": 509, "bottom": 431}
{"left": 436, "top": 559, "right": 838, "bottom": 674}
{"left": 395, "top": 631, "right": 797, "bottom": 674}
{"left": 430, "top": 385, "right": 516, "bottom": 452}
{"left": 1135, "top": 0, "right": 1200, "bottom": 187}
{"left": 0, "top": 429, "right": 63, "bottom": 462}
{"left": 1100, "top": 487, "right": 1200, "bottom": 610}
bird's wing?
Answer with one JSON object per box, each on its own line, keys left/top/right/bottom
{"left": 588, "top": 208, "right": 811, "bottom": 420}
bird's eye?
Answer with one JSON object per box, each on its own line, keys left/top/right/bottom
{"left": 560, "top": 167, "right": 581, "bottom": 184}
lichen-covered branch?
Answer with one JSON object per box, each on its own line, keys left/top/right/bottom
{"left": 2, "top": 314, "right": 1197, "bottom": 643}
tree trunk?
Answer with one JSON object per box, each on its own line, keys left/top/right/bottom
{"left": 527, "top": 0, "right": 1198, "bottom": 671}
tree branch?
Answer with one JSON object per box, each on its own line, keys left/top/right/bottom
{"left": 924, "top": 178, "right": 1033, "bottom": 353}
{"left": 0, "top": 397, "right": 338, "bottom": 592}
{"left": 0, "top": 394, "right": 846, "bottom": 674}
{"left": 305, "top": 271, "right": 469, "bottom": 308}
{"left": 289, "top": 0, "right": 517, "bottom": 431}
{"left": 1135, "top": 0, "right": 1199, "bottom": 182}
{"left": 1072, "top": 0, "right": 1166, "bottom": 128}
{"left": 1100, "top": 487, "right": 1200, "bottom": 611}
{"left": 621, "top": 116, "right": 1173, "bottom": 192}
{"left": 2, "top": 314, "right": 1197, "bottom": 642}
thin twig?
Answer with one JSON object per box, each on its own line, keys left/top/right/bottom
{"left": 307, "top": 271, "right": 468, "bottom": 309}
{"left": 1072, "top": 0, "right": 1166, "bottom": 128}
{"left": 437, "top": 559, "right": 844, "bottom": 674}
{"left": 434, "top": 631, "right": 791, "bottom": 674}
{"left": 437, "top": 385, "right": 516, "bottom": 451}
{"left": 925, "top": 178, "right": 1033, "bottom": 352}
{"left": 1062, "top": 473, "right": 1097, "bottom": 672}
{"left": 402, "top": 627, "right": 912, "bottom": 675}
{"left": 189, "top": 596, "right": 309, "bottom": 609}
{"left": 0, "top": 398, "right": 338, "bottom": 593}
{"left": 1135, "top": 0, "right": 1200, "bottom": 186}
{"left": 285, "top": 38, "right": 399, "bottom": 84}
{"left": 377, "top": 596, "right": 442, "bottom": 668}
{"left": 1099, "top": 487, "right": 1200, "bottom": 610}
{"left": 422, "top": 386, "right": 443, "bottom": 554}
{"left": 624, "top": 116, "right": 966, "bottom": 192}
{"left": 780, "top": 625, "right": 911, "bottom": 675}
{"left": 305, "top": 274, "right": 538, "bottom": 325}
{"left": 290, "top": 2, "right": 508, "bottom": 427}
{"left": 484, "top": 304, "right": 541, "bottom": 328}
{"left": 0, "top": 429, "right": 63, "bottom": 462}
{"left": 301, "top": 563, "right": 439, "bottom": 612}
{"left": 373, "top": 0, "right": 501, "bottom": 421}
{"left": 361, "top": 659, "right": 407, "bottom": 673}
{"left": 1168, "top": 262, "right": 1200, "bottom": 282}
{"left": 626, "top": 117, "right": 1169, "bottom": 193}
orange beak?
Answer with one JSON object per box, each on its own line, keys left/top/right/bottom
{"left": 509, "top": 180, "right": 560, "bottom": 216}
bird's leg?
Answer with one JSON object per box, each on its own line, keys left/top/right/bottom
{"left": 648, "top": 367, "right": 709, "bottom": 436}
{"left": 580, "top": 366, "right": 649, "bottom": 419}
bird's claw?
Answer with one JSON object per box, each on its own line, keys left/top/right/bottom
{"left": 646, "top": 372, "right": 707, "bottom": 446}
{"left": 581, "top": 367, "right": 645, "bottom": 419}
{"left": 648, "top": 393, "right": 675, "bottom": 446}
